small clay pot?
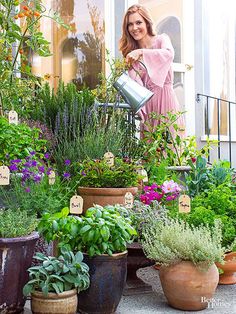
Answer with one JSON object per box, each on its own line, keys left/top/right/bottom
{"left": 216, "top": 252, "right": 236, "bottom": 285}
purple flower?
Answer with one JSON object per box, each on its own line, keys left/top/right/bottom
{"left": 25, "top": 187, "right": 31, "bottom": 193}
{"left": 63, "top": 172, "right": 71, "bottom": 179}
{"left": 81, "top": 170, "right": 86, "bottom": 176}
{"left": 5, "top": 154, "right": 9, "bottom": 159}
{"left": 9, "top": 164, "right": 18, "bottom": 172}
{"left": 23, "top": 162, "right": 31, "bottom": 168}
{"left": 38, "top": 166, "right": 45, "bottom": 173}
{"left": 34, "top": 174, "right": 42, "bottom": 183}
{"left": 46, "top": 168, "right": 52, "bottom": 175}
{"left": 31, "top": 160, "right": 37, "bottom": 167}
{"left": 10, "top": 159, "right": 21, "bottom": 164}
{"left": 65, "top": 159, "right": 71, "bottom": 166}
{"left": 44, "top": 153, "right": 50, "bottom": 159}
{"left": 30, "top": 151, "right": 36, "bottom": 156}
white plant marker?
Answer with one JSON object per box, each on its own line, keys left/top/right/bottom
{"left": 48, "top": 170, "right": 56, "bottom": 185}
{"left": 104, "top": 152, "right": 114, "bottom": 167}
{"left": 8, "top": 110, "right": 18, "bottom": 125}
{"left": 125, "top": 192, "right": 134, "bottom": 209}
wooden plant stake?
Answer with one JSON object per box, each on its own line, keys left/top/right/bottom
{"left": 178, "top": 194, "right": 191, "bottom": 213}
{"left": 70, "top": 195, "right": 83, "bottom": 215}
{"left": 0, "top": 166, "right": 10, "bottom": 185}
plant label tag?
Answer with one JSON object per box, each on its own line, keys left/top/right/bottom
{"left": 125, "top": 192, "right": 134, "bottom": 209}
{"left": 48, "top": 170, "right": 56, "bottom": 185}
{"left": 179, "top": 195, "right": 191, "bottom": 213}
{"left": 70, "top": 195, "right": 83, "bottom": 214}
{"left": 104, "top": 152, "right": 114, "bottom": 167}
{"left": 137, "top": 168, "right": 148, "bottom": 183}
{"left": 8, "top": 110, "right": 18, "bottom": 125}
{"left": 0, "top": 166, "right": 10, "bottom": 185}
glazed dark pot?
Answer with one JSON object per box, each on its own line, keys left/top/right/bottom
{"left": 0, "top": 232, "right": 39, "bottom": 313}
{"left": 127, "top": 242, "right": 155, "bottom": 280}
{"left": 78, "top": 251, "right": 127, "bottom": 314}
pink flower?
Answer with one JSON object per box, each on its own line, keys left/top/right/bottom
{"left": 161, "top": 180, "right": 181, "bottom": 194}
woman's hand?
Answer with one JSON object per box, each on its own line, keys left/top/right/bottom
{"left": 126, "top": 49, "right": 143, "bottom": 65}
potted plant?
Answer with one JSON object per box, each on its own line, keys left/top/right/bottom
{"left": 141, "top": 218, "right": 224, "bottom": 311}
{"left": 0, "top": 208, "right": 39, "bottom": 313}
{"left": 38, "top": 204, "right": 137, "bottom": 314}
{"left": 23, "top": 247, "right": 90, "bottom": 314}
{"left": 77, "top": 157, "right": 140, "bottom": 212}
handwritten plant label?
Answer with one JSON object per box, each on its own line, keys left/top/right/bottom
{"left": 179, "top": 194, "right": 191, "bottom": 213}
{"left": 70, "top": 195, "right": 83, "bottom": 214}
{"left": 8, "top": 110, "right": 18, "bottom": 125}
{"left": 124, "top": 192, "right": 134, "bottom": 209}
{"left": 104, "top": 152, "right": 114, "bottom": 167}
{"left": 48, "top": 170, "right": 56, "bottom": 185}
{"left": 0, "top": 166, "right": 10, "bottom": 185}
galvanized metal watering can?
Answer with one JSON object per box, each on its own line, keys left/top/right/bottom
{"left": 113, "top": 62, "right": 154, "bottom": 113}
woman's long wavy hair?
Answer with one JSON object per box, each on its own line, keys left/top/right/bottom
{"left": 119, "top": 4, "right": 156, "bottom": 57}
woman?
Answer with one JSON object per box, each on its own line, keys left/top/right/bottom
{"left": 119, "top": 4, "right": 184, "bottom": 133}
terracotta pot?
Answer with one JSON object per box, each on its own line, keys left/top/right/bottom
{"left": 0, "top": 232, "right": 39, "bottom": 313}
{"left": 31, "top": 289, "right": 78, "bottom": 314}
{"left": 78, "top": 251, "right": 127, "bottom": 314}
{"left": 159, "top": 261, "right": 219, "bottom": 311}
{"left": 216, "top": 252, "right": 236, "bottom": 284}
{"left": 78, "top": 186, "right": 138, "bottom": 213}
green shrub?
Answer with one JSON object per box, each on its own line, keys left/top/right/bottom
{"left": 0, "top": 208, "right": 37, "bottom": 238}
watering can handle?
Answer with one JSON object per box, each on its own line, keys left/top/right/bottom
{"left": 131, "top": 61, "right": 148, "bottom": 86}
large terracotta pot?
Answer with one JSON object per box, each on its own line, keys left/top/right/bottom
{"left": 159, "top": 261, "right": 219, "bottom": 311}
{"left": 31, "top": 289, "right": 77, "bottom": 314}
{"left": 0, "top": 232, "right": 39, "bottom": 313}
{"left": 216, "top": 252, "right": 236, "bottom": 284}
{"left": 78, "top": 251, "right": 127, "bottom": 314}
{"left": 78, "top": 186, "right": 138, "bottom": 212}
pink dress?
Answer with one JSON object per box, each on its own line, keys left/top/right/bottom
{"left": 129, "top": 34, "right": 184, "bottom": 130}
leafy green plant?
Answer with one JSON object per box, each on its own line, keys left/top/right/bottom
{"left": 142, "top": 218, "right": 224, "bottom": 270}
{"left": 23, "top": 247, "right": 90, "bottom": 296}
{"left": 0, "top": 116, "right": 48, "bottom": 165}
{"left": 38, "top": 205, "right": 137, "bottom": 257}
{"left": 77, "top": 157, "right": 141, "bottom": 188}
{"left": 185, "top": 156, "right": 234, "bottom": 197}
{"left": 141, "top": 111, "right": 216, "bottom": 168}
{"left": 0, "top": 208, "right": 37, "bottom": 238}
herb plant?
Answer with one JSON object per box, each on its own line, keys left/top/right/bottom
{"left": 0, "top": 208, "right": 37, "bottom": 238}
{"left": 142, "top": 218, "right": 224, "bottom": 270}
{"left": 38, "top": 205, "right": 137, "bottom": 257}
{"left": 77, "top": 158, "right": 140, "bottom": 188}
{"left": 0, "top": 117, "right": 48, "bottom": 165}
{"left": 23, "top": 247, "right": 90, "bottom": 296}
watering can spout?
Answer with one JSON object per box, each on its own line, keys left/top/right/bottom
{"left": 113, "top": 72, "right": 154, "bottom": 113}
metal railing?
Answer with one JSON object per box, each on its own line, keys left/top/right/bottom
{"left": 196, "top": 93, "right": 236, "bottom": 166}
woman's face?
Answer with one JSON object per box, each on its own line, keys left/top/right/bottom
{"left": 127, "top": 12, "right": 148, "bottom": 42}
